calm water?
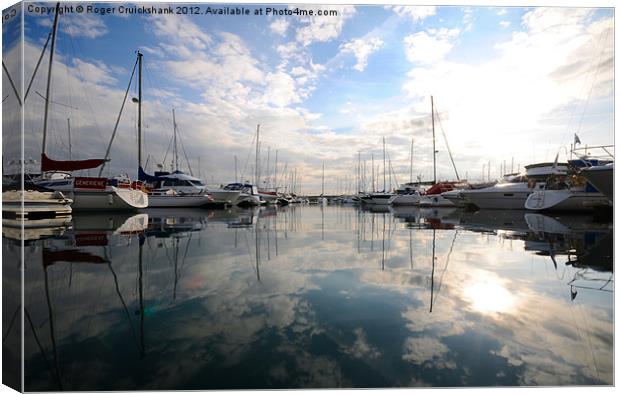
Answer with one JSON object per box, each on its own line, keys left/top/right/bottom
{"left": 3, "top": 204, "right": 613, "bottom": 390}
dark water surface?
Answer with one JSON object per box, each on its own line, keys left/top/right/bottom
{"left": 4, "top": 205, "right": 613, "bottom": 390}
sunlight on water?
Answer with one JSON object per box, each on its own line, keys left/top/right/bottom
{"left": 464, "top": 279, "right": 516, "bottom": 315}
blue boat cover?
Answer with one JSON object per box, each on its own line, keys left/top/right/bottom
{"left": 138, "top": 166, "right": 168, "bottom": 182}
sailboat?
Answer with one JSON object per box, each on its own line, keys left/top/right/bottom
{"left": 389, "top": 139, "right": 423, "bottom": 205}
{"left": 368, "top": 137, "right": 394, "bottom": 205}
{"left": 139, "top": 108, "right": 221, "bottom": 207}
{"left": 34, "top": 3, "right": 148, "bottom": 211}
{"left": 417, "top": 96, "right": 460, "bottom": 207}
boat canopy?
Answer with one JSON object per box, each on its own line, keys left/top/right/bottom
{"left": 41, "top": 153, "right": 106, "bottom": 172}
{"left": 138, "top": 166, "right": 168, "bottom": 182}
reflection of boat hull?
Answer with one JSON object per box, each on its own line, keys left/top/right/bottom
{"left": 525, "top": 190, "right": 610, "bottom": 211}
{"left": 581, "top": 164, "right": 613, "bottom": 201}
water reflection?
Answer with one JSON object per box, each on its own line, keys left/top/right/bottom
{"left": 9, "top": 205, "right": 612, "bottom": 390}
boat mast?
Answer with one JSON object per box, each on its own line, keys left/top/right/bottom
{"left": 431, "top": 96, "right": 436, "bottom": 184}
{"left": 274, "top": 150, "right": 278, "bottom": 191}
{"left": 255, "top": 124, "right": 260, "bottom": 186}
{"left": 371, "top": 153, "right": 374, "bottom": 191}
{"left": 383, "top": 136, "right": 386, "bottom": 191}
{"left": 322, "top": 161, "right": 325, "bottom": 196}
{"left": 410, "top": 138, "right": 413, "bottom": 183}
{"left": 67, "top": 118, "right": 72, "bottom": 160}
{"left": 234, "top": 155, "right": 238, "bottom": 182}
{"left": 172, "top": 108, "right": 178, "bottom": 172}
{"left": 41, "top": 2, "right": 60, "bottom": 159}
{"left": 137, "top": 51, "right": 143, "bottom": 170}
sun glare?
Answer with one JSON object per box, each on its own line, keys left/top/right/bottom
{"left": 464, "top": 280, "right": 516, "bottom": 315}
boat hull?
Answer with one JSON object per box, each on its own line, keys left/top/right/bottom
{"left": 461, "top": 190, "right": 532, "bottom": 209}
{"left": 581, "top": 165, "right": 613, "bottom": 201}
{"left": 389, "top": 194, "right": 422, "bottom": 206}
{"left": 206, "top": 189, "right": 241, "bottom": 204}
{"left": 68, "top": 187, "right": 148, "bottom": 211}
{"left": 525, "top": 190, "right": 610, "bottom": 211}
{"left": 418, "top": 195, "right": 456, "bottom": 207}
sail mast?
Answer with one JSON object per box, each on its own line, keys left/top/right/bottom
{"left": 431, "top": 96, "right": 436, "bottom": 184}
{"left": 41, "top": 2, "right": 61, "bottom": 158}
{"left": 137, "top": 51, "right": 143, "bottom": 169}
{"left": 410, "top": 138, "right": 413, "bottom": 183}
{"left": 255, "top": 124, "right": 260, "bottom": 186}
{"left": 172, "top": 108, "right": 178, "bottom": 172}
{"left": 383, "top": 137, "right": 386, "bottom": 191}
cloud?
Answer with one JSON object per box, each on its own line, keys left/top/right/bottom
{"left": 497, "top": 8, "right": 507, "bottom": 16}
{"left": 295, "top": 5, "right": 356, "bottom": 46}
{"left": 270, "top": 18, "right": 289, "bottom": 36}
{"left": 339, "top": 37, "right": 384, "bottom": 72}
{"left": 150, "top": 13, "right": 212, "bottom": 49}
{"left": 33, "top": 9, "right": 108, "bottom": 38}
{"left": 404, "top": 28, "right": 460, "bottom": 64}
{"left": 500, "top": 20, "right": 510, "bottom": 28}
{"left": 386, "top": 6, "right": 436, "bottom": 23}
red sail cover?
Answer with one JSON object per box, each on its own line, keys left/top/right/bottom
{"left": 41, "top": 153, "right": 106, "bottom": 172}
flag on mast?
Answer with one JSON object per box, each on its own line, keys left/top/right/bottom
{"left": 574, "top": 133, "right": 581, "bottom": 145}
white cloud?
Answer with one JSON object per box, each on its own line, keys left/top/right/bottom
{"left": 150, "top": 13, "right": 212, "bottom": 49}
{"left": 497, "top": 8, "right": 507, "bottom": 16}
{"left": 404, "top": 30, "right": 458, "bottom": 64}
{"left": 340, "top": 37, "right": 384, "bottom": 72}
{"left": 295, "top": 6, "right": 356, "bottom": 46}
{"left": 270, "top": 18, "right": 289, "bottom": 36}
{"left": 500, "top": 20, "right": 510, "bottom": 28}
{"left": 386, "top": 6, "right": 436, "bottom": 23}
{"left": 35, "top": 11, "right": 108, "bottom": 38}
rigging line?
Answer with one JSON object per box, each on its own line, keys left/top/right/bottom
{"left": 175, "top": 119, "right": 194, "bottom": 176}
{"left": 162, "top": 134, "right": 174, "bottom": 170}
{"left": 434, "top": 105, "right": 460, "bottom": 181}
{"left": 576, "top": 23, "right": 612, "bottom": 136}
{"left": 564, "top": 19, "right": 613, "bottom": 140}
{"left": 24, "top": 32, "right": 52, "bottom": 102}
{"left": 34, "top": 91, "right": 78, "bottom": 110}
{"left": 66, "top": 32, "right": 104, "bottom": 144}
{"left": 2, "top": 61, "right": 22, "bottom": 106}
{"left": 98, "top": 56, "right": 139, "bottom": 177}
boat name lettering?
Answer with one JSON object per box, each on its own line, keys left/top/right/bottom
{"left": 74, "top": 177, "right": 107, "bottom": 189}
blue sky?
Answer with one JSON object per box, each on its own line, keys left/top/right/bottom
{"left": 2, "top": 1, "right": 615, "bottom": 193}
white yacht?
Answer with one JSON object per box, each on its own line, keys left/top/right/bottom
{"left": 456, "top": 163, "right": 568, "bottom": 210}
{"left": 223, "top": 183, "right": 262, "bottom": 207}
{"left": 388, "top": 183, "right": 422, "bottom": 206}
{"left": 139, "top": 169, "right": 224, "bottom": 207}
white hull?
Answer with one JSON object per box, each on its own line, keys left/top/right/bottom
{"left": 236, "top": 194, "right": 261, "bottom": 206}
{"left": 525, "top": 190, "right": 610, "bottom": 211}
{"left": 68, "top": 187, "right": 148, "bottom": 211}
{"left": 389, "top": 194, "right": 422, "bottom": 206}
{"left": 418, "top": 195, "right": 456, "bottom": 207}
{"left": 369, "top": 193, "right": 393, "bottom": 205}
{"left": 206, "top": 189, "right": 241, "bottom": 204}
{"left": 147, "top": 194, "right": 212, "bottom": 207}
{"left": 258, "top": 193, "right": 278, "bottom": 203}
{"left": 462, "top": 190, "right": 531, "bottom": 209}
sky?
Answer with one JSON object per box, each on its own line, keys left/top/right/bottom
{"left": 1, "top": 1, "right": 615, "bottom": 194}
